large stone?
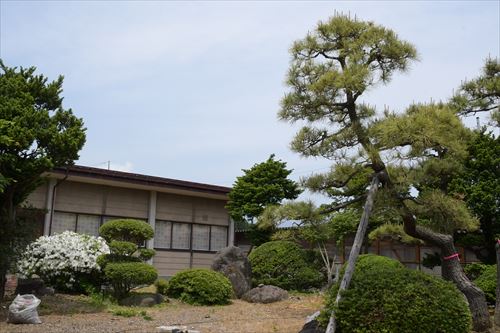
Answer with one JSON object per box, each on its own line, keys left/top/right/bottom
{"left": 15, "top": 278, "right": 45, "bottom": 295}
{"left": 298, "top": 311, "right": 324, "bottom": 333}
{"left": 211, "top": 245, "right": 251, "bottom": 298}
{"left": 119, "top": 293, "right": 165, "bottom": 307}
{"left": 298, "top": 319, "right": 324, "bottom": 333}
{"left": 241, "top": 285, "right": 288, "bottom": 304}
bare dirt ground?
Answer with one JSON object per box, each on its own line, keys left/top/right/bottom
{"left": 0, "top": 293, "right": 323, "bottom": 333}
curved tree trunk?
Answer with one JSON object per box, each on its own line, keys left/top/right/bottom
{"left": 401, "top": 209, "right": 492, "bottom": 332}
{"left": 494, "top": 241, "right": 500, "bottom": 327}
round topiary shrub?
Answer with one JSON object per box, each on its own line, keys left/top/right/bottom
{"left": 98, "top": 219, "right": 158, "bottom": 299}
{"left": 474, "top": 264, "right": 496, "bottom": 304}
{"left": 248, "top": 240, "right": 323, "bottom": 290}
{"left": 319, "top": 254, "right": 472, "bottom": 333}
{"left": 17, "top": 231, "right": 109, "bottom": 293}
{"left": 100, "top": 219, "right": 154, "bottom": 244}
{"left": 166, "top": 269, "right": 233, "bottom": 305}
{"left": 103, "top": 262, "right": 158, "bottom": 297}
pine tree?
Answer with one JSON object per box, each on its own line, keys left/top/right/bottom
{"left": 280, "top": 15, "right": 491, "bottom": 331}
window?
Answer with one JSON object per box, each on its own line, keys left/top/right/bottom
{"left": 154, "top": 220, "right": 172, "bottom": 249}
{"left": 210, "top": 226, "right": 227, "bottom": 251}
{"left": 192, "top": 225, "right": 210, "bottom": 251}
{"left": 76, "top": 214, "right": 101, "bottom": 236}
{"left": 51, "top": 212, "right": 76, "bottom": 235}
{"left": 172, "top": 223, "right": 191, "bottom": 250}
{"left": 153, "top": 220, "right": 228, "bottom": 252}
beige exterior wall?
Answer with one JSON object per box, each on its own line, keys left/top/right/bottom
{"left": 153, "top": 250, "right": 217, "bottom": 277}
{"left": 104, "top": 186, "right": 149, "bottom": 219}
{"left": 192, "top": 252, "right": 215, "bottom": 268}
{"left": 25, "top": 182, "right": 48, "bottom": 209}
{"left": 24, "top": 177, "right": 230, "bottom": 277}
{"left": 156, "top": 193, "right": 193, "bottom": 222}
{"left": 54, "top": 181, "right": 105, "bottom": 215}
{"left": 193, "top": 197, "right": 228, "bottom": 226}
{"left": 153, "top": 250, "right": 191, "bottom": 277}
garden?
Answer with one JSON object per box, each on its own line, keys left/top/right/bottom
{"left": 2, "top": 218, "right": 498, "bottom": 333}
{"left": 1, "top": 9, "right": 499, "bottom": 333}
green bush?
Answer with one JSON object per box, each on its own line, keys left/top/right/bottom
{"left": 109, "top": 240, "right": 138, "bottom": 256}
{"left": 104, "top": 262, "right": 157, "bottom": 297}
{"left": 100, "top": 219, "right": 154, "bottom": 244}
{"left": 155, "top": 278, "right": 169, "bottom": 295}
{"left": 464, "top": 262, "right": 489, "bottom": 280}
{"left": 98, "top": 219, "right": 158, "bottom": 299}
{"left": 474, "top": 264, "right": 497, "bottom": 304}
{"left": 248, "top": 241, "right": 324, "bottom": 290}
{"left": 138, "top": 248, "right": 156, "bottom": 261}
{"left": 166, "top": 269, "right": 232, "bottom": 305}
{"left": 319, "top": 254, "right": 472, "bottom": 333}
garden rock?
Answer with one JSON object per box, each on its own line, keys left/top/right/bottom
{"left": 15, "top": 278, "right": 44, "bottom": 295}
{"left": 15, "top": 278, "right": 55, "bottom": 296}
{"left": 298, "top": 311, "right": 324, "bottom": 333}
{"left": 37, "top": 286, "right": 55, "bottom": 296}
{"left": 241, "top": 285, "right": 288, "bottom": 303}
{"left": 211, "top": 245, "right": 251, "bottom": 298}
{"left": 119, "top": 293, "right": 165, "bottom": 307}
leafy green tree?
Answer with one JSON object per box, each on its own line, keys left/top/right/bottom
{"left": 452, "top": 58, "right": 500, "bottom": 126}
{"left": 451, "top": 131, "right": 500, "bottom": 263}
{"left": 260, "top": 202, "right": 358, "bottom": 286}
{"left": 0, "top": 61, "right": 86, "bottom": 299}
{"left": 227, "top": 154, "right": 301, "bottom": 223}
{"left": 279, "top": 15, "right": 491, "bottom": 331}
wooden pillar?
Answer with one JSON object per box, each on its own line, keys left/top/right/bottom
{"left": 146, "top": 191, "right": 157, "bottom": 264}
{"left": 43, "top": 178, "right": 57, "bottom": 236}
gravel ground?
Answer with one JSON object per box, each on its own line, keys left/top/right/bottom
{"left": 0, "top": 294, "right": 323, "bottom": 333}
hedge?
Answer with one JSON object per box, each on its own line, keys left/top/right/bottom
{"left": 319, "top": 254, "right": 472, "bottom": 333}
{"left": 248, "top": 240, "right": 324, "bottom": 290}
{"left": 166, "top": 269, "right": 232, "bottom": 305}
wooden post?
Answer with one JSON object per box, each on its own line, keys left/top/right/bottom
{"left": 326, "top": 175, "right": 380, "bottom": 333}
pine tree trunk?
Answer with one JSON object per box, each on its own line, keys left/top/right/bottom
{"left": 494, "top": 241, "right": 500, "bottom": 327}
{"left": 402, "top": 210, "right": 492, "bottom": 332}
{"left": 0, "top": 189, "right": 16, "bottom": 300}
{"left": 326, "top": 175, "right": 380, "bottom": 333}
{"left": 0, "top": 270, "right": 5, "bottom": 301}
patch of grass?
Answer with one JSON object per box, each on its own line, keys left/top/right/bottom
{"left": 37, "top": 294, "right": 106, "bottom": 316}
{"left": 109, "top": 307, "right": 154, "bottom": 320}
{"left": 111, "top": 307, "right": 137, "bottom": 317}
{"left": 140, "top": 310, "right": 153, "bottom": 321}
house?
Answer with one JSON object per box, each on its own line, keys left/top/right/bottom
{"left": 24, "top": 165, "right": 233, "bottom": 277}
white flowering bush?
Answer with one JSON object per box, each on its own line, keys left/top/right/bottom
{"left": 17, "top": 231, "right": 110, "bottom": 293}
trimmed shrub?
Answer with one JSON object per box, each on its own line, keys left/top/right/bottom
{"left": 474, "top": 264, "right": 497, "bottom": 304}
{"left": 98, "top": 219, "right": 158, "bottom": 299}
{"left": 320, "top": 254, "right": 472, "bottom": 333}
{"left": 248, "top": 241, "right": 323, "bottom": 290}
{"left": 17, "top": 231, "right": 109, "bottom": 293}
{"left": 155, "top": 278, "right": 169, "bottom": 295}
{"left": 166, "top": 269, "right": 232, "bottom": 305}
{"left": 104, "top": 262, "right": 157, "bottom": 297}
{"left": 100, "top": 219, "right": 154, "bottom": 244}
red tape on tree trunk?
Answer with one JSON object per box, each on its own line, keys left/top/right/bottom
{"left": 443, "top": 253, "right": 460, "bottom": 261}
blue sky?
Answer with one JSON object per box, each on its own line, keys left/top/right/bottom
{"left": 1, "top": 1, "right": 499, "bottom": 203}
